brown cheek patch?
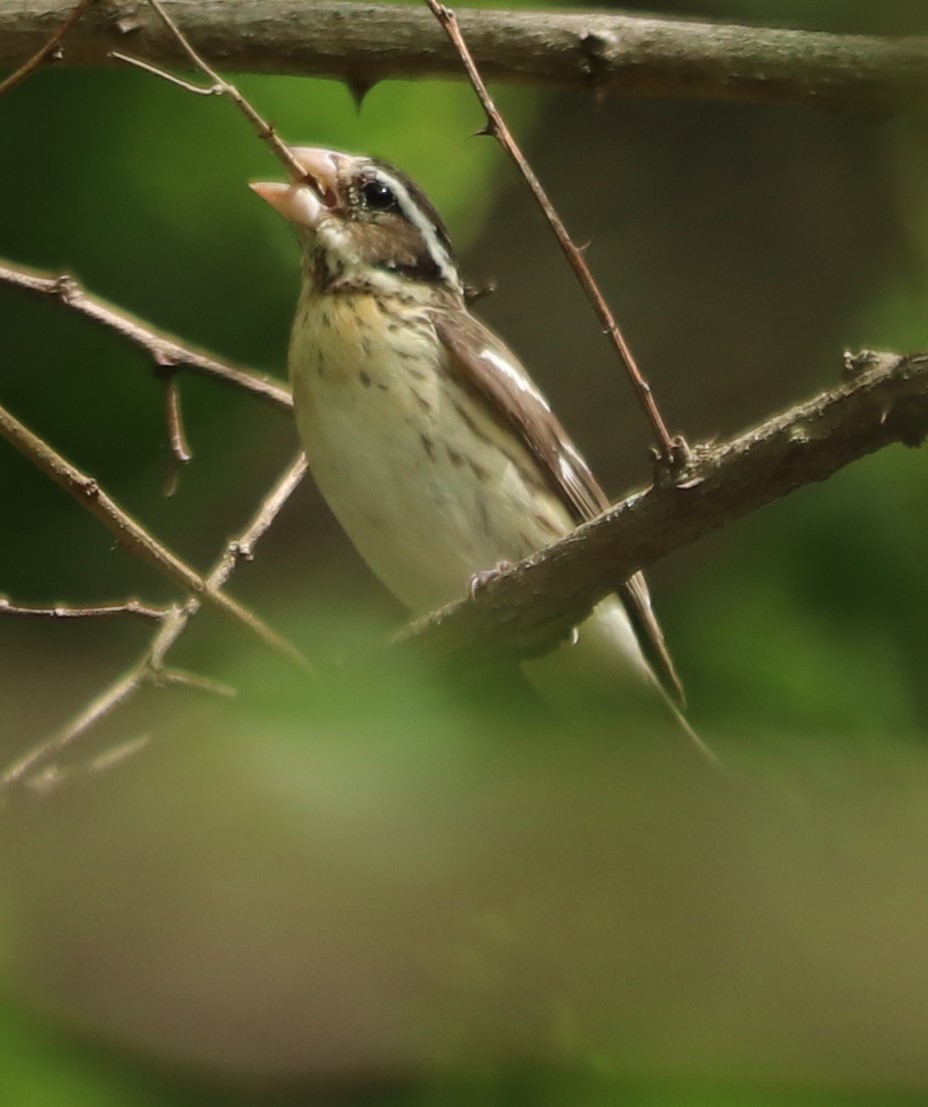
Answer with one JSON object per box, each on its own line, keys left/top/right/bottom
{"left": 353, "top": 217, "right": 441, "bottom": 282}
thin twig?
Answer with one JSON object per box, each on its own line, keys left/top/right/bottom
{"left": 0, "top": 400, "right": 310, "bottom": 671}
{"left": 87, "top": 734, "right": 151, "bottom": 774}
{"left": 0, "top": 597, "right": 167, "bottom": 621}
{"left": 3, "top": 667, "right": 142, "bottom": 793}
{"left": 0, "top": 0, "right": 95, "bottom": 97}
{"left": 0, "top": 451, "right": 309, "bottom": 792}
{"left": 114, "top": 0, "right": 319, "bottom": 189}
{"left": 23, "top": 734, "right": 153, "bottom": 795}
{"left": 0, "top": 260, "right": 292, "bottom": 410}
{"left": 110, "top": 50, "right": 220, "bottom": 95}
{"left": 425, "top": 0, "right": 680, "bottom": 465}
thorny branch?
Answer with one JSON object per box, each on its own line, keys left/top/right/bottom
{"left": 425, "top": 0, "right": 680, "bottom": 466}
{"left": 0, "top": 247, "right": 307, "bottom": 794}
{"left": 397, "top": 350, "right": 928, "bottom": 667}
{"left": 0, "top": 0, "right": 95, "bottom": 97}
{"left": 113, "top": 0, "right": 318, "bottom": 189}
{"left": 0, "top": 261, "right": 292, "bottom": 410}
{"left": 1, "top": 451, "right": 309, "bottom": 793}
{"left": 1, "top": 2, "right": 927, "bottom": 113}
{"left": 0, "top": 399, "right": 310, "bottom": 672}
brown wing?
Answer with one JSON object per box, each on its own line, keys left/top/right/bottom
{"left": 433, "top": 309, "right": 685, "bottom": 705}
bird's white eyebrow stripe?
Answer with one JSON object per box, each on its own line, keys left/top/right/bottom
{"left": 372, "top": 167, "right": 462, "bottom": 293}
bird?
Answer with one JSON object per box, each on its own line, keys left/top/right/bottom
{"left": 250, "top": 146, "right": 705, "bottom": 745}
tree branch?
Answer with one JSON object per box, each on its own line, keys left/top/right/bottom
{"left": 426, "top": 0, "right": 680, "bottom": 465}
{"left": 0, "top": 450, "right": 309, "bottom": 793}
{"left": 113, "top": 0, "right": 323, "bottom": 186}
{"left": 1, "top": 2, "right": 926, "bottom": 112}
{"left": 0, "top": 0, "right": 95, "bottom": 97}
{"left": 0, "top": 260, "right": 292, "bottom": 411}
{"left": 0, "top": 399, "right": 309, "bottom": 670}
{"left": 0, "top": 597, "right": 167, "bottom": 621}
{"left": 396, "top": 349, "right": 928, "bottom": 667}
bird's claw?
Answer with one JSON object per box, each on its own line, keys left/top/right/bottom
{"left": 469, "top": 560, "right": 513, "bottom": 598}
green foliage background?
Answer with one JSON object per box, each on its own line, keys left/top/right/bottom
{"left": 2, "top": 0, "right": 928, "bottom": 1104}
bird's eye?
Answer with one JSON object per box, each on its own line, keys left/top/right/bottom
{"left": 359, "top": 178, "right": 396, "bottom": 212}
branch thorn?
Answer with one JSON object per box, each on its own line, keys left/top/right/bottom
{"left": 346, "top": 76, "right": 376, "bottom": 111}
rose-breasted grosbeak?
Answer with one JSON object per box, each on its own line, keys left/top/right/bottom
{"left": 252, "top": 147, "right": 692, "bottom": 728}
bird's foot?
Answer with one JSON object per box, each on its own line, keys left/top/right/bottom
{"left": 469, "top": 560, "right": 513, "bottom": 598}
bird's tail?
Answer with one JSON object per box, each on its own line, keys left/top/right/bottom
{"left": 521, "top": 595, "right": 724, "bottom": 769}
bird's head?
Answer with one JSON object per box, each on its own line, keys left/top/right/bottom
{"left": 251, "top": 147, "right": 462, "bottom": 298}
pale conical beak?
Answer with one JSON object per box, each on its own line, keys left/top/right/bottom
{"left": 249, "top": 179, "right": 323, "bottom": 228}
{"left": 249, "top": 146, "right": 343, "bottom": 230}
